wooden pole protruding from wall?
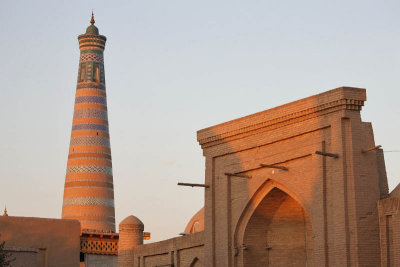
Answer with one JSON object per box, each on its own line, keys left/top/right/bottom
{"left": 259, "top": 164, "right": 288, "bottom": 171}
{"left": 178, "top": 182, "right": 210, "bottom": 188}
{"left": 362, "top": 145, "right": 382, "bottom": 153}
{"left": 315, "top": 151, "right": 339, "bottom": 158}
{"left": 224, "top": 173, "right": 252, "bottom": 179}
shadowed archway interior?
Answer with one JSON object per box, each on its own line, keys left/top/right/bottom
{"left": 243, "top": 188, "right": 313, "bottom": 267}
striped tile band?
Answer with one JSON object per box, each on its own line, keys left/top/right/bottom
{"left": 73, "top": 109, "right": 108, "bottom": 120}
{"left": 80, "top": 53, "right": 104, "bottom": 62}
{"left": 77, "top": 82, "right": 105, "bottom": 90}
{"left": 63, "top": 197, "right": 114, "bottom": 207}
{"left": 66, "top": 165, "right": 113, "bottom": 176}
{"left": 75, "top": 95, "right": 107, "bottom": 105}
{"left": 72, "top": 124, "right": 109, "bottom": 132}
{"left": 79, "top": 221, "right": 115, "bottom": 225}
{"left": 70, "top": 136, "right": 110, "bottom": 147}
{"left": 63, "top": 214, "right": 115, "bottom": 219}
{"left": 65, "top": 179, "right": 113, "bottom": 184}
{"left": 64, "top": 186, "right": 114, "bottom": 191}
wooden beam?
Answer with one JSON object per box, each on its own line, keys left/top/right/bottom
{"left": 177, "top": 182, "right": 209, "bottom": 188}
{"left": 362, "top": 145, "right": 382, "bottom": 153}
{"left": 259, "top": 164, "right": 288, "bottom": 171}
{"left": 315, "top": 151, "right": 339, "bottom": 158}
{"left": 224, "top": 173, "right": 252, "bottom": 179}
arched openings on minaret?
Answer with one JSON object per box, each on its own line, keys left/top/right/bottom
{"left": 100, "top": 64, "right": 105, "bottom": 83}
{"left": 79, "top": 62, "right": 103, "bottom": 83}
{"left": 93, "top": 63, "right": 100, "bottom": 83}
{"left": 79, "top": 63, "right": 86, "bottom": 82}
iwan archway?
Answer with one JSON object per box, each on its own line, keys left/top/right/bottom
{"left": 198, "top": 87, "right": 386, "bottom": 267}
{"left": 242, "top": 187, "right": 313, "bottom": 267}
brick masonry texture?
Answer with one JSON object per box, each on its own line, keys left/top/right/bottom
{"left": 195, "top": 87, "right": 387, "bottom": 267}
{"left": 73, "top": 109, "right": 108, "bottom": 120}
{"left": 0, "top": 216, "right": 81, "bottom": 267}
{"left": 72, "top": 123, "right": 109, "bottom": 132}
{"left": 61, "top": 25, "right": 115, "bottom": 233}
{"left": 126, "top": 232, "right": 204, "bottom": 267}
{"left": 80, "top": 53, "right": 104, "bottom": 62}
{"left": 75, "top": 95, "right": 107, "bottom": 105}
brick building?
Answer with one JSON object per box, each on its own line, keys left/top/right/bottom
{"left": 1, "top": 16, "right": 400, "bottom": 267}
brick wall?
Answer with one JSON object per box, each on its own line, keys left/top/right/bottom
{"left": 0, "top": 216, "right": 80, "bottom": 267}
{"left": 197, "top": 87, "right": 385, "bottom": 267}
{"left": 378, "top": 195, "right": 400, "bottom": 267}
{"left": 132, "top": 232, "right": 204, "bottom": 267}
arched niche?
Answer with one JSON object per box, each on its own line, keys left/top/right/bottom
{"left": 234, "top": 181, "right": 313, "bottom": 267}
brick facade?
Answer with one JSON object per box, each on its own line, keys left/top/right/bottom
{"left": 197, "top": 87, "right": 387, "bottom": 267}
{"left": 0, "top": 216, "right": 81, "bottom": 267}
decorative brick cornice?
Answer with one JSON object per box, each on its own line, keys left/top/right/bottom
{"left": 197, "top": 87, "right": 366, "bottom": 148}
{"left": 76, "top": 82, "right": 106, "bottom": 90}
{"left": 80, "top": 233, "right": 118, "bottom": 255}
{"left": 77, "top": 82, "right": 105, "bottom": 90}
{"left": 119, "top": 224, "right": 144, "bottom": 231}
{"left": 78, "top": 34, "right": 107, "bottom": 50}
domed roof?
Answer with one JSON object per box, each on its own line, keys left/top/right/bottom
{"left": 86, "top": 24, "right": 99, "bottom": 35}
{"left": 85, "top": 12, "right": 99, "bottom": 35}
{"left": 120, "top": 215, "right": 144, "bottom": 226}
{"left": 184, "top": 207, "right": 204, "bottom": 234}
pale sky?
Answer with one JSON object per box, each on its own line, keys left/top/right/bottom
{"left": 1, "top": 0, "right": 400, "bottom": 242}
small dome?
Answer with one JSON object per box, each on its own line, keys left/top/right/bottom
{"left": 184, "top": 207, "right": 204, "bottom": 234}
{"left": 86, "top": 24, "right": 99, "bottom": 35}
{"left": 120, "top": 215, "right": 144, "bottom": 226}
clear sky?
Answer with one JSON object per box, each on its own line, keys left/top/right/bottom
{"left": 1, "top": 0, "right": 400, "bottom": 242}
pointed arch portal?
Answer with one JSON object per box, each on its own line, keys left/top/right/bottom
{"left": 240, "top": 187, "right": 313, "bottom": 267}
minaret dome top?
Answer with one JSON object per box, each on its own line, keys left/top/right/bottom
{"left": 85, "top": 12, "right": 99, "bottom": 35}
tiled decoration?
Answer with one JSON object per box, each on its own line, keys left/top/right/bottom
{"left": 80, "top": 236, "right": 118, "bottom": 255}
{"left": 73, "top": 109, "right": 108, "bottom": 120}
{"left": 62, "top": 24, "right": 116, "bottom": 233}
{"left": 63, "top": 214, "right": 115, "bottom": 219}
{"left": 66, "top": 165, "right": 113, "bottom": 176}
{"left": 63, "top": 197, "right": 115, "bottom": 207}
{"left": 70, "top": 136, "right": 110, "bottom": 147}
{"left": 72, "top": 123, "right": 109, "bottom": 132}
{"left": 75, "top": 95, "right": 107, "bottom": 105}
{"left": 80, "top": 53, "right": 104, "bottom": 63}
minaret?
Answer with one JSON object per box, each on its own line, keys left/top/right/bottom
{"left": 3, "top": 206, "right": 8, "bottom": 216}
{"left": 62, "top": 13, "right": 115, "bottom": 233}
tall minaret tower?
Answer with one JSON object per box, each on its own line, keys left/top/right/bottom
{"left": 62, "top": 13, "right": 115, "bottom": 233}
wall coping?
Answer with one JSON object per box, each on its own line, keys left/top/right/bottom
{"left": 197, "top": 87, "right": 366, "bottom": 148}
{"left": 4, "top": 246, "right": 39, "bottom": 253}
{"left": 0, "top": 216, "right": 81, "bottom": 228}
{"left": 134, "top": 231, "right": 204, "bottom": 255}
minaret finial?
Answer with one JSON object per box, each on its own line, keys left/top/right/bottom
{"left": 90, "top": 11, "right": 95, "bottom": 25}
{"left": 3, "top": 205, "right": 8, "bottom": 216}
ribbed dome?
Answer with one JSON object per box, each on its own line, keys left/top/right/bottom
{"left": 86, "top": 24, "right": 99, "bottom": 35}
{"left": 120, "top": 215, "right": 144, "bottom": 226}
